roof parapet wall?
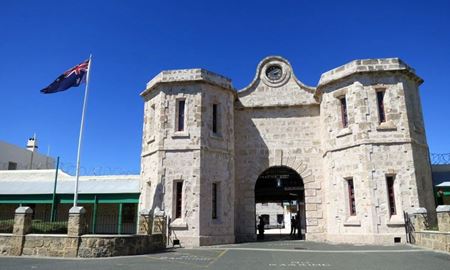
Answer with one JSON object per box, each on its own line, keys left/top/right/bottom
{"left": 141, "top": 68, "right": 234, "bottom": 97}
{"left": 317, "top": 58, "right": 423, "bottom": 89}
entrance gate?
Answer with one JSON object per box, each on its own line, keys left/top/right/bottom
{"left": 254, "top": 166, "right": 305, "bottom": 239}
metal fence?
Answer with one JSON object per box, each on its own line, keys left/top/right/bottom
{"left": 0, "top": 210, "right": 14, "bottom": 233}
{"left": 87, "top": 214, "right": 137, "bottom": 234}
{"left": 30, "top": 210, "right": 68, "bottom": 234}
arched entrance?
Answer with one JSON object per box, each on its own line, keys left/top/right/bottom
{"left": 254, "top": 166, "right": 305, "bottom": 240}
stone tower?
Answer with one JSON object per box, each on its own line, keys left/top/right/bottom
{"left": 139, "top": 69, "right": 236, "bottom": 246}
{"left": 317, "top": 59, "right": 436, "bottom": 243}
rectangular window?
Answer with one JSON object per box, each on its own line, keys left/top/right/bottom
{"left": 347, "top": 178, "right": 356, "bottom": 216}
{"left": 7, "top": 162, "right": 17, "bottom": 170}
{"left": 175, "top": 181, "right": 183, "bottom": 218}
{"left": 340, "top": 96, "right": 348, "bottom": 128}
{"left": 376, "top": 90, "right": 386, "bottom": 123}
{"left": 146, "top": 104, "right": 156, "bottom": 141}
{"left": 277, "top": 214, "right": 284, "bottom": 225}
{"left": 177, "top": 100, "right": 185, "bottom": 132}
{"left": 212, "top": 183, "right": 218, "bottom": 219}
{"left": 386, "top": 176, "right": 396, "bottom": 216}
{"left": 212, "top": 104, "right": 218, "bottom": 134}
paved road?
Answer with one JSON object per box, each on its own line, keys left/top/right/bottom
{"left": 1, "top": 240, "right": 449, "bottom": 270}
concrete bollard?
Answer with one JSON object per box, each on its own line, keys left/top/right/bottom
{"left": 436, "top": 205, "right": 450, "bottom": 232}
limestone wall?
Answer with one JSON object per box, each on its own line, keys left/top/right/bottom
{"left": 238, "top": 56, "right": 317, "bottom": 108}
{"left": 199, "top": 84, "right": 235, "bottom": 245}
{"left": 0, "top": 206, "right": 166, "bottom": 257}
{"left": 411, "top": 207, "right": 450, "bottom": 253}
{"left": 78, "top": 234, "right": 164, "bottom": 257}
{"left": 140, "top": 69, "right": 236, "bottom": 247}
{"left": 234, "top": 105, "right": 324, "bottom": 241}
{"left": 21, "top": 235, "right": 71, "bottom": 256}
{"left": 414, "top": 231, "right": 450, "bottom": 252}
{"left": 319, "top": 63, "right": 433, "bottom": 244}
{"left": 323, "top": 144, "right": 412, "bottom": 244}
{"left": 255, "top": 203, "right": 285, "bottom": 226}
{"left": 0, "top": 234, "right": 164, "bottom": 257}
{"left": 0, "top": 234, "right": 11, "bottom": 255}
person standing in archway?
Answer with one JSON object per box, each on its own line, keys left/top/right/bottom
{"left": 290, "top": 216, "right": 297, "bottom": 236}
{"left": 258, "top": 216, "right": 265, "bottom": 240}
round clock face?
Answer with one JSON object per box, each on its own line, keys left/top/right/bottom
{"left": 265, "top": 65, "right": 282, "bottom": 81}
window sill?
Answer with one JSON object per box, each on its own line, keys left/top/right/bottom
{"left": 209, "top": 132, "right": 223, "bottom": 140}
{"left": 336, "top": 127, "right": 352, "bottom": 138}
{"left": 211, "top": 218, "right": 222, "bottom": 225}
{"left": 170, "top": 219, "right": 188, "bottom": 230}
{"left": 171, "top": 131, "right": 190, "bottom": 139}
{"left": 343, "top": 216, "right": 361, "bottom": 227}
{"left": 387, "top": 215, "right": 404, "bottom": 227}
{"left": 376, "top": 121, "right": 397, "bottom": 131}
{"left": 146, "top": 136, "right": 155, "bottom": 144}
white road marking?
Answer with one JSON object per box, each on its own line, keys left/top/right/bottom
{"left": 193, "top": 247, "right": 426, "bottom": 253}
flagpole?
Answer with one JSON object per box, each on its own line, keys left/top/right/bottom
{"left": 73, "top": 54, "right": 92, "bottom": 207}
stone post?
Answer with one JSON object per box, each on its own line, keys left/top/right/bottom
{"left": 10, "top": 206, "right": 33, "bottom": 256}
{"left": 152, "top": 209, "right": 166, "bottom": 235}
{"left": 410, "top": 207, "right": 428, "bottom": 232}
{"left": 67, "top": 206, "right": 87, "bottom": 237}
{"left": 64, "top": 206, "right": 86, "bottom": 257}
{"left": 436, "top": 205, "right": 450, "bottom": 232}
{"left": 138, "top": 209, "right": 153, "bottom": 235}
{"left": 152, "top": 209, "right": 167, "bottom": 247}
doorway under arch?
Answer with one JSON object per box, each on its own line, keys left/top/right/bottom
{"left": 254, "top": 166, "right": 305, "bottom": 240}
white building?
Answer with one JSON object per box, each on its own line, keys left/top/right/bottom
{"left": 0, "top": 138, "right": 55, "bottom": 170}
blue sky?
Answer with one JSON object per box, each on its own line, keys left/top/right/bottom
{"left": 1, "top": 0, "right": 449, "bottom": 175}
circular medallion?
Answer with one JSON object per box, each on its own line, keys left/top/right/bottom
{"left": 265, "top": 65, "right": 282, "bottom": 81}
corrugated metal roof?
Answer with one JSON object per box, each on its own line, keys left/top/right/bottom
{"left": 0, "top": 169, "right": 72, "bottom": 181}
{"left": 0, "top": 169, "right": 140, "bottom": 195}
{"left": 436, "top": 181, "right": 450, "bottom": 187}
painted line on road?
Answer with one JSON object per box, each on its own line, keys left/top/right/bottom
{"left": 206, "top": 249, "right": 228, "bottom": 267}
{"left": 193, "top": 247, "right": 426, "bottom": 253}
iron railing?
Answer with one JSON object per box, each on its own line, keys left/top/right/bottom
{"left": 0, "top": 210, "right": 15, "bottom": 233}
{"left": 87, "top": 214, "right": 136, "bottom": 234}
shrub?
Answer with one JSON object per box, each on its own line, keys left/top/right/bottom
{"left": 31, "top": 220, "right": 67, "bottom": 234}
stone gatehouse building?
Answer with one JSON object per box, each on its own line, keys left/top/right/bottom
{"left": 138, "top": 56, "right": 436, "bottom": 247}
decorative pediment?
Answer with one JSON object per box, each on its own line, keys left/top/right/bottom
{"left": 237, "top": 56, "right": 318, "bottom": 108}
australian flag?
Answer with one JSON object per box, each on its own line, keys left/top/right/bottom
{"left": 41, "top": 60, "right": 90, "bottom": 94}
